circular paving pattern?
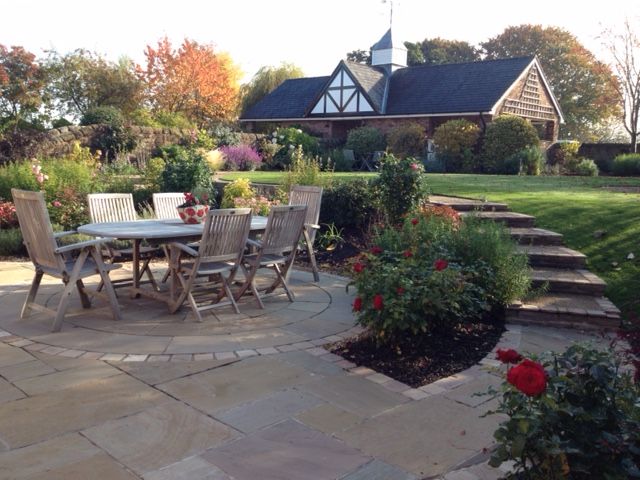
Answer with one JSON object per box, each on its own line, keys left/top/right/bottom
{"left": 0, "top": 262, "right": 359, "bottom": 360}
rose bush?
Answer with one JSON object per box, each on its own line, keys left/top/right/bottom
{"left": 489, "top": 343, "right": 640, "bottom": 479}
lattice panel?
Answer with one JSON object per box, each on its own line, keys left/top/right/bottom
{"left": 503, "top": 66, "right": 556, "bottom": 120}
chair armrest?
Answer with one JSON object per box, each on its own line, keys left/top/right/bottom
{"left": 246, "top": 238, "right": 262, "bottom": 249}
{"left": 55, "top": 237, "right": 115, "bottom": 254}
{"left": 53, "top": 230, "right": 77, "bottom": 239}
{"left": 167, "top": 242, "right": 198, "bottom": 257}
{"left": 305, "top": 223, "right": 321, "bottom": 230}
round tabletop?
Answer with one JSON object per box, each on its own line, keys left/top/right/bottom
{"left": 77, "top": 217, "right": 268, "bottom": 241}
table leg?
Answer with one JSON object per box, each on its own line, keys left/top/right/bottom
{"left": 130, "top": 238, "right": 141, "bottom": 299}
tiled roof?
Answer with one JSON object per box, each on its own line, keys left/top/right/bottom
{"left": 386, "top": 56, "right": 534, "bottom": 115}
{"left": 344, "top": 61, "right": 387, "bottom": 112}
{"left": 371, "top": 28, "right": 405, "bottom": 50}
{"left": 241, "top": 76, "right": 329, "bottom": 119}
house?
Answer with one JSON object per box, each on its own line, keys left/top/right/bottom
{"left": 240, "top": 29, "right": 563, "bottom": 144}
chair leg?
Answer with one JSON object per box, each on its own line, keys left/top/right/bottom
{"left": 21, "top": 270, "right": 43, "bottom": 320}
{"left": 52, "top": 249, "right": 89, "bottom": 332}
{"left": 221, "top": 276, "right": 240, "bottom": 314}
{"left": 302, "top": 229, "right": 320, "bottom": 282}
{"left": 274, "top": 264, "right": 295, "bottom": 302}
{"left": 91, "top": 248, "right": 121, "bottom": 322}
{"left": 76, "top": 280, "right": 92, "bottom": 308}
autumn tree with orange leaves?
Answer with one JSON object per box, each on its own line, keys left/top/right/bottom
{"left": 139, "top": 38, "right": 240, "bottom": 127}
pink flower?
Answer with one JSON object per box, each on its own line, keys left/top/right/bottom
{"left": 403, "top": 250, "right": 413, "bottom": 258}
{"left": 52, "top": 201, "right": 62, "bottom": 207}
{"left": 410, "top": 163, "right": 419, "bottom": 171}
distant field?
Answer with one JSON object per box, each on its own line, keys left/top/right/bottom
{"left": 220, "top": 171, "right": 640, "bottom": 321}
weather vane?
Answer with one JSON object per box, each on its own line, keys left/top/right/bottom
{"left": 382, "top": 0, "right": 395, "bottom": 29}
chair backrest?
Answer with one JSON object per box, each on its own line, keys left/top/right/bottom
{"left": 11, "top": 189, "right": 63, "bottom": 272}
{"left": 87, "top": 193, "right": 137, "bottom": 223}
{"left": 261, "top": 205, "right": 307, "bottom": 256}
{"left": 289, "top": 185, "right": 323, "bottom": 243}
{"left": 153, "top": 192, "right": 185, "bottom": 220}
{"left": 199, "top": 208, "right": 252, "bottom": 263}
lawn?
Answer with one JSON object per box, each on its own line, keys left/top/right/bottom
{"left": 220, "top": 171, "right": 640, "bottom": 321}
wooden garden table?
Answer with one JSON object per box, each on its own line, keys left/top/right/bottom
{"left": 78, "top": 217, "right": 268, "bottom": 305}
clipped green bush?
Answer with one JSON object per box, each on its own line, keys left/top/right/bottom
{"left": 433, "top": 119, "right": 480, "bottom": 172}
{"left": 482, "top": 115, "right": 539, "bottom": 173}
{"left": 387, "top": 123, "right": 426, "bottom": 159}
{"left": 319, "top": 179, "right": 379, "bottom": 232}
{"left": 345, "top": 126, "right": 386, "bottom": 159}
{"left": 612, "top": 153, "right": 640, "bottom": 176}
{"left": 159, "top": 145, "right": 213, "bottom": 193}
{"left": 374, "top": 155, "right": 427, "bottom": 220}
{"left": 571, "top": 158, "right": 599, "bottom": 176}
{"left": 0, "top": 228, "right": 25, "bottom": 257}
{"left": 505, "top": 146, "right": 544, "bottom": 176}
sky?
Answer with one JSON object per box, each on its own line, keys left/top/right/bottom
{"left": 2, "top": 0, "right": 639, "bottom": 82}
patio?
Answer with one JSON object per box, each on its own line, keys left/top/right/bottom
{"left": 0, "top": 261, "right": 610, "bottom": 480}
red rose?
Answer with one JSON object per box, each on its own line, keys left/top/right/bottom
{"left": 411, "top": 218, "right": 419, "bottom": 225}
{"left": 396, "top": 287, "right": 405, "bottom": 295}
{"left": 507, "top": 359, "right": 547, "bottom": 396}
{"left": 370, "top": 246, "right": 383, "bottom": 255}
{"left": 353, "top": 297, "right": 362, "bottom": 312}
{"left": 353, "top": 262, "right": 365, "bottom": 273}
{"left": 373, "top": 294, "right": 384, "bottom": 310}
{"left": 496, "top": 348, "right": 523, "bottom": 364}
{"left": 433, "top": 259, "right": 448, "bottom": 271}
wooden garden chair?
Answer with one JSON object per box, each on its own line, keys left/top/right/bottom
{"left": 87, "top": 193, "right": 158, "bottom": 290}
{"left": 12, "top": 189, "right": 121, "bottom": 332}
{"left": 152, "top": 192, "right": 184, "bottom": 220}
{"left": 167, "top": 208, "right": 252, "bottom": 321}
{"left": 240, "top": 204, "right": 307, "bottom": 308}
{"left": 289, "top": 185, "right": 323, "bottom": 282}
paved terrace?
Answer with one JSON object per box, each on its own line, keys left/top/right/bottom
{"left": 0, "top": 262, "right": 609, "bottom": 479}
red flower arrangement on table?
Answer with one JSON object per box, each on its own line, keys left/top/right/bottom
{"left": 177, "top": 192, "right": 210, "bottom": 224}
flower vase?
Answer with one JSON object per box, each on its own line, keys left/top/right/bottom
{"left": 177, "top": 204, "right": 209, "bottom": 224}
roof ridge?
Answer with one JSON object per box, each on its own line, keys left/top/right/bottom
{"left": 396, "top": 55, "right": 534, "bottom": 73}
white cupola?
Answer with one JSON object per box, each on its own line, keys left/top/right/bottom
{"left": 371, "top": 28, "right": 407, "bottom": 73}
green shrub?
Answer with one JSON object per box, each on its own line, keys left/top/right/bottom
{"left": 0, "top": 228, "right": 25, "bottom": 257}
{"left": 505, "top": 146, "right": 544, "bottom": 176}
{"left": 481, "top": 115, "right": 539, "bottom": 173}
{"left": 350, "top": 213, "right": 530, "bottom": 340}
{"left": 323, "top": 148, "right": 354, "bottom": 172}
{"left": 159, "top": 145, "right": 213, "bottom": 193}
{"left": 612, "top": 153, "right": 640, "bottom": 176}
{"left": 153, "top": 110, "right": 195, "bottom": 129}
{"left": 209, "top": 123, "right": 241, "bottom": 147}
{"left": 51, "top": 118, "right": 73, "bottom": 128}
{"left": 221, "top": 178, "right": 255, "bottom": 208}
{"left": 282, "top": 146, "right": 327, "bottom": 192}
{"left": 547, "top": 140, "right": 580, "bottom": 167}
{"left": 345, "top": 126, "right": 386, "bottom": 160}
{"left": 571, "top": 158, "right": 599, "bottom": 176}
{"left": 433, "top": 119, "right": 480, "bottom": 172}
{"left": 319, "top": 179, "right": 379, "bottom": 232}
{"left": 489, "top": 343, "right": 640, "bottom": 480}
{"left": 270, "top": 127, "right": 321, "bottom": 169}
{"left": 142, "top": 157, "right": 166, "bottom": 192}
{"left": 0, "top": 161, "right": 38, "bottom": 200}
{"left": 81, "top": 106, "right": 136, "bottom": 160}
{"left": 387, "top": 123, "right": 426, "bottom": 159}
{"left": 373, "top": 155, "right": 427, "bottom": 220}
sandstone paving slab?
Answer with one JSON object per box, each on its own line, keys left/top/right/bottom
{"left": 0, "top": 343, "right": 34, "bottom": 368}
{"left": 28, "top": 329, "right": 172, "bottom": 354}
{"left": 282, "top": 316, "right": 352, "bottom": 338}
{"left": 342, "top": 459, "right": 418, "bottom": 480}
{"left": 335, "top": 394, "right": 500, "bottom": 478}
{"left": 279, "top": 350, "right": 345, "bottom": 376}
{"left": 298, "top": 374, "right": 410, "bottom": 417}
{"left": 517, "top": 328, "right": 597, "bottom": 355}
{"left": 443, "top": 375, "right": 503, "bottom": 408}
{"left": 25, "top": 451, "right": 140, "bottom": 480}
{"left": 295, "top": 403, "right": 364, "bottom": 436}
{"left": 83, "top": 401, "right": 238, "bottom": 476}
{"left": 202, "top": 419, "right": 370, "bottom": 480}
{"left": 214, "top": 388, "right": 323, "bottom": 433}
{"left": 286, "top": 301, "right": 328, "bottom": 314}
{"left": 0, "top": 377, "right": 25, "bottom": 407}
{"left": 13, "top": 362, "right": 121, "bottom": 396}
{"left": 0, "top": 374, "right": 168, "bottom": 449}
{"left": 0, "top": 433, "right": 101, "bottom": 480}
{"left": 157, "top": 357, "right": 315, "bottom": 414}
{"left": 115, "top": 358, "right": 236, "bottom": 386}
{"left": 143, "top": 455, "right": 232, "bottom": 480}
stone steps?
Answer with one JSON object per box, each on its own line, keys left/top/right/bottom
{"left": 460, "top": 211, "right": 536, "bottom": 228}
{"left": 428, "top": 195, "right": 620, "bottom": 331}
{"left": 516, "top": 245, "right": 586, "bottom": 269}
{"left": 427, "top": 195, "right": 508, "bottom": 212}
{"left": 510, "top": 227, "right": 564, "bottom": 246}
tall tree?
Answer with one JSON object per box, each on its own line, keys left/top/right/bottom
{"left": 603, "top": 19, "right": 640, "bottom": 152}
{"left": 139, "top": 37, "right": 240, "bottom": 126}
{"left": 240, "top": 63, "right": 303, "bottom": 115}
{"left": 482, "top": 25, "right": 620, "bottom": 140}
{"left": 346, "top": 49, "right": 371, "bottom": 65}
{"left": 45, "top": 49, "right": 144, "bottom": 120}
{"left": 0, "top": 45, "right": 47, "bottom": 132}
{"left": 405, "top": 38, "right": 480, "bottom": 67}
